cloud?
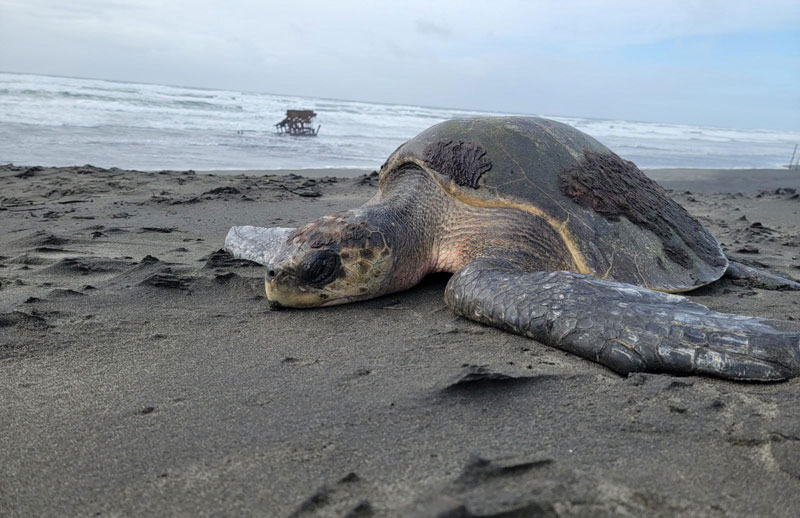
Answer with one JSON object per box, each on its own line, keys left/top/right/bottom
{"left": 415, "top": 20, "right": 452, "bottom": 40}
{"left": 6, "top": 1, "right": 798, "bottom": 52}
{"left": 1, "top": 0, "right": 798, "bottom": 129}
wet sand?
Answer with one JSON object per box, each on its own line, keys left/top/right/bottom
{"left": 1, "top": 164, "right": 799, "bottom": 517}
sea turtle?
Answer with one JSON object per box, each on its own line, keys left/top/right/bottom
{"left": 226, "top": 117, "right": 800, "bottom": 380}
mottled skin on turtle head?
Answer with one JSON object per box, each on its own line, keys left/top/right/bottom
{"left": 266, "top": 211, "right": 393, "bottom": 307}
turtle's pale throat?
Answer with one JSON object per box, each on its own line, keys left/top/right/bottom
{"left": 265, "top": 278, "right": 333, "bottom": 308}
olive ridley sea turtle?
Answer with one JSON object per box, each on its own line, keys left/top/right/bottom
{"left": 226, "top": 117, "right": 800, "bottom": 381}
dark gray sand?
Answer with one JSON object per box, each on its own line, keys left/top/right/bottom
{"left": 1, "top": 164, "right": 800, "bottom": 517}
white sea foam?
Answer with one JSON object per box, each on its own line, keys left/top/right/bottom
{"left": 1, "top": 72, "right": 798, "bottom": 171}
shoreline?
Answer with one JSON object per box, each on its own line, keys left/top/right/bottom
{"left": 200, "top": 167, "right": 374, "bottom": 178}
{"left": 645, "top": 168, "right": 800, "bottom": 194}
{"left": 6, "top": 162, "right": 800, "bottom": 192}
{"left": 6, "top": 162, "right": 798, "bottom": 184}
{"left": 203, "top": 166, "right": 800, "bottom": 194}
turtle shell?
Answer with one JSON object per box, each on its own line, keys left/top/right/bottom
{"left": 380, "top": 116, "right": 727, "bottom": 292}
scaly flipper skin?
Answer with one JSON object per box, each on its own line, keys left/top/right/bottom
{"left": 225, "top": 226, "right": 295, "bottom": 266}
{"left": 725, "top": 261, "right": 800, "bottom": 291}
{"left": 444, "top": 259, "right": 800, "bottom": 380}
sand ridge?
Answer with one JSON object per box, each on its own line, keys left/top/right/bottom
{"left": 1, "top": 163, "right": 800, "bottom": 517}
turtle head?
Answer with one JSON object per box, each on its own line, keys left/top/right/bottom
{"left": 265, "top": 210, "right": 394, "bottom": 308}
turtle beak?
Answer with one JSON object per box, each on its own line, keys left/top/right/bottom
{"left": 264, "top": 264, "right": 329, "bottom": 308}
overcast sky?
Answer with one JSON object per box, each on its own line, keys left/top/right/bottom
{"left": 1, "top": 0, "right": 799, "bottom": 130}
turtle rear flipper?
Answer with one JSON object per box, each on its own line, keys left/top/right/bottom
{"left": 724, "top": 261, "right": 800, "bottom": 291}
{"left": 225, "top": 226, "right": 295, "bottom": 266}
{"left": 445, "top": 259, "right": 800, "bottom": 381}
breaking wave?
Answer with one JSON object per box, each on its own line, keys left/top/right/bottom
{"left": 1, "top": 71, "right": 798, "bottom": 171}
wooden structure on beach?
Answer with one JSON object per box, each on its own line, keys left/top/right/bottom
{"left": 275, "top": 110, "right": 321, "bottom": 136}
{"left": 786, "top": 144, "right": 799, "bottom": 170}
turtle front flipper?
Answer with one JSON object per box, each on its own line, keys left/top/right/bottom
{"left": 444, "top": 259, "right": 800, "bottom": 381}
{"left": 225, "top": 226, "right": 295, "bottom": 266}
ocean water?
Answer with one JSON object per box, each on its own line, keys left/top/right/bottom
{"left": 1, "top": 72, "right": 798, "bottom": 171}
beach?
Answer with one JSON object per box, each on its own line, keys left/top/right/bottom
{"left": 1, "top": 164, "right": 800, "bottom": 517}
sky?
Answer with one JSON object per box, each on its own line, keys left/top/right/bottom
{"left": 1, "top": 0, "right": 799, "bottom": 131}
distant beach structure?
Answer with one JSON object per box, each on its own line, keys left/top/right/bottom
{"left": 275, "top": 109, "right": 321, "bottom": 136}
{"left": 786, "top": 144, "right": 799, "bottom": 170}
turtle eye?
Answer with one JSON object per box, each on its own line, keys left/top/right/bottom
{"left": 298, "top": 249, "right": 341, "bottom": 287}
